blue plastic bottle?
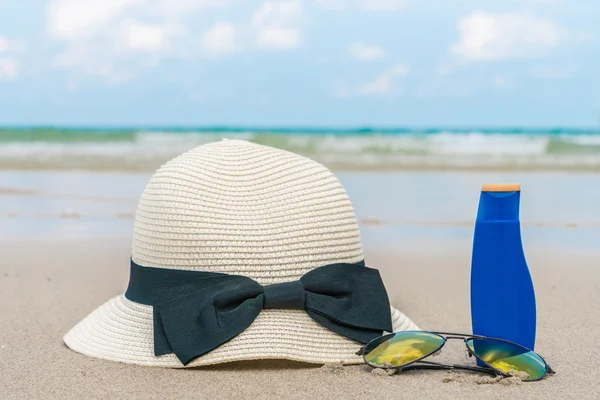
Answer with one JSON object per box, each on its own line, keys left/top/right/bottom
{"left": 470, "top": 184, "right": 536, "bottom": 359}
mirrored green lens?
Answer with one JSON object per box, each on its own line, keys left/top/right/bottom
{"left": 362, "top": 331, "right": 445, "bottom": 368}
{"left": 466, "top": 338, "right": 548, "bottom": 381}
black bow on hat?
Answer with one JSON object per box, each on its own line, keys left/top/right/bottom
{"left": 125, "top": 259, "right": 393, "bottom": 366}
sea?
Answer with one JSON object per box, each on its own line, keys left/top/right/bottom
{"left": 1, "top": 126, "right": 600, "bottom": 171}
{"left": 1, "top": 126, "right": 599, "bottom": 250}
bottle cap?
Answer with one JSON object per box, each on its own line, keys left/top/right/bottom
{"left": 477, "top": 184, "right": 521, "bottom": 221}
{"left": 481, "top": 183, "right": 520, "bottom": 192}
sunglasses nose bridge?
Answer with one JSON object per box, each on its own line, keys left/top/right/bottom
{"left": 444, "top": 335, "right": 467, "bottom": 340}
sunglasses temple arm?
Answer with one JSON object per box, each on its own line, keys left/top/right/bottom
{"left": 401, "top": 360, "right": 499, "bottom": 377}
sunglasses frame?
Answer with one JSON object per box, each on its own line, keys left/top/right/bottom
{"left": 356, "top": 331, "right": 555, "bottom": 382}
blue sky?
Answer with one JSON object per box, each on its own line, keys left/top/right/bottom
{"left": 0, "top": 0, "right": 599, "bottom": 127}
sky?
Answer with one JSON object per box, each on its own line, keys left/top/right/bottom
{"left": 0, "top": 0, "right": 599, "bottom": 128}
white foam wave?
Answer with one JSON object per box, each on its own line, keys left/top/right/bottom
{"left": 1, "top": 130, "right": 599, "bottom": 170}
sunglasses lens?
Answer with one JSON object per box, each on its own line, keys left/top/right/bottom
{"left": 362, "top": 331, "right": 445, "bottom": 368}
{"left": 466, "top": 338, "right": 548, "bottom": 381}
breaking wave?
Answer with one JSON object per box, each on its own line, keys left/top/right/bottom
{"left": 1, "top": 127, "right": 599, "bottom": 171}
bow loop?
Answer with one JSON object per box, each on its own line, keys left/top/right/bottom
{"left": 302, "top": 263, "right": 393, "bottom": 343}
{"left": 151, "top": 275, "right": 264, "bottom": 365}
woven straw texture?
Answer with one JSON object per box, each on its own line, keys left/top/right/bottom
{"left": 64, "top": 139, "right": 419, "bottom": 367}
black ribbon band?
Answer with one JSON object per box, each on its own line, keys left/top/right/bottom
{"left": 124, "top": 259, "right": 393, "bottom": 366}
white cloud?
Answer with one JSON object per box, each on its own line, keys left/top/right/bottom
{"left": 253, "top": 1, "right": 302, "bottom": 26}
{"left": 48, "top": 0, "right": 227, "bottom": 40}
{"left": 120, "top": 20, "right": 170, "bottom": 51}
{"left": 0, "top": 38, "right": 9, "bottom": 54}
{"left": 53, "top": 45, "right": 134, "bottom": 83}
{"left": 0, "top": 37, "right": 26, "bottom": 54}
{"left": 348, "top": 41, "right": 386, "bottom": 61}
{"left": 334, "top": 65, "right": 409, "bottom": 98}
{"left": 314, "top": 0, "right": 345, "bottom": 9}
{"left": 48, "top": 0, "right": 138, "bottom": 40}
{"left": 253, "top": 1, "right": 302, "bottom": 50}
{"left": 451, "top": 10, "right": 567, "bottom": 60}
{"left": 315, "top": 0, "right": 407, "bottom": 11}
{"left": 0, "top": 36, "right": 26, "bottom": 81}
{"left": 47, "top": 0, "right": 227, "bottom": 83}
{"left": 201, "top": 21, "right": 236, "bottom": 56}
{"left": 0, "top": 58, "right": 19, "bottom": 81}
{"left": 257, "top": 27, "right": 300, "bottom": 49}
{"left": 358, "top": 64, "right": 409, "bottom": 95}
{"left": 358, "top": 76, "right": 391, "bottom": 95}
{"left": 360, "top": 0, "right": 407, "bottom": 11}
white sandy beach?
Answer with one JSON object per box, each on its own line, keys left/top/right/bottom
{"left": 1, "top": 237, "right": 599, "bottom": 399}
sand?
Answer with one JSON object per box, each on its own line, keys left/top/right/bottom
{"left": 1, "top": 236, "right": 598, "bottom": 400}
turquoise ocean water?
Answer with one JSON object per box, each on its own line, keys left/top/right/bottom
{"left": 1, "top": 127, "right": 600, "bottom": 170}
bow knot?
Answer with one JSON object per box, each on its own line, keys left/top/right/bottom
{"left": 263, "top": 280, "right": 305, "bottom": 309}
{"left": 124, "top": 260, "right": 393, "bottom": 366}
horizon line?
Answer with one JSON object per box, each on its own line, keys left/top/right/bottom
{"left": 1, "top": 124, "right": 600, "bottom": 132}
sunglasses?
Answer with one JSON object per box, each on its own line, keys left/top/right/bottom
{"left": 356, "top": 331, "right": 555, "bottom": 382}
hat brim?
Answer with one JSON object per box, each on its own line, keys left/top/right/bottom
{"left": 63, "top": 294, "right": 419, "bottom": 367}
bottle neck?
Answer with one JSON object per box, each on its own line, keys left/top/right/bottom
{"left": 476, "top": 191, "right": 520, "bottom": 221}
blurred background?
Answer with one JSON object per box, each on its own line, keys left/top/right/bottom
{"left": 1, "top": 0, "right": 599, "bottom": 249}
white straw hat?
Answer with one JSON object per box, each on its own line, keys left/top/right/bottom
{"left": 63, "top": 139, "right": 418, "bottom": 367}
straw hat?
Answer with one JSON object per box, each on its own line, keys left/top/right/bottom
{"left": 63, "top": 139, "right": 418, "bottom": 367}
